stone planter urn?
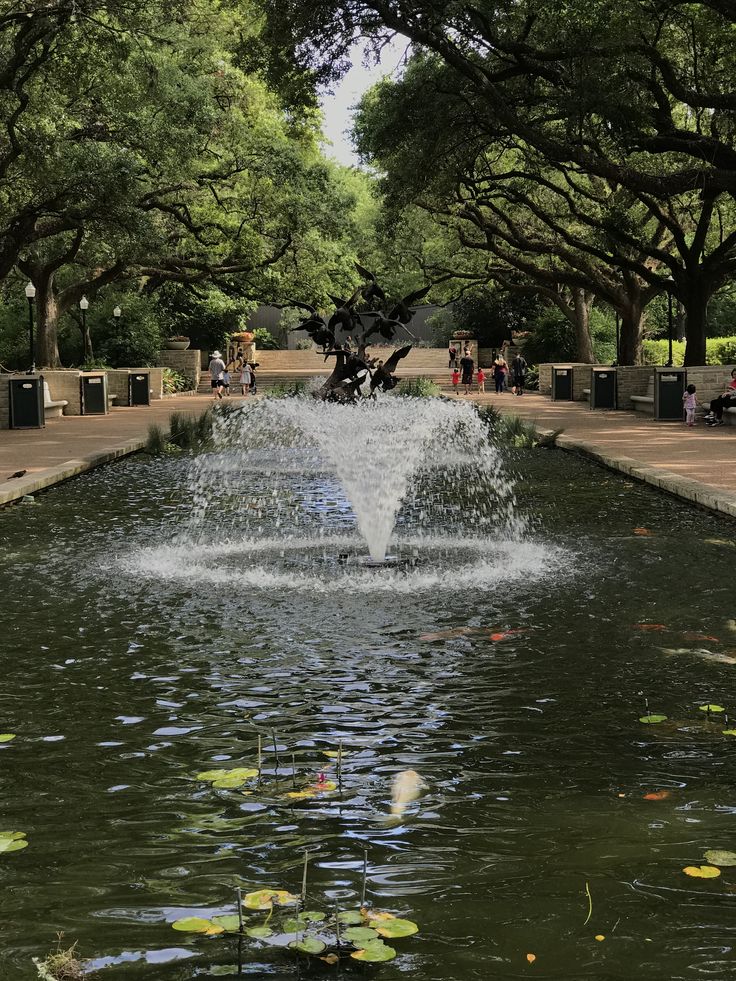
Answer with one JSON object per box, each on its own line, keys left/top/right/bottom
{"left": 166, "top": 338, "right": 190, "bottom": 351}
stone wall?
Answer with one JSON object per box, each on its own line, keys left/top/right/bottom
{"left": 538, "top": 363, "right": 592, "bottom": 396}
{"left": 616, "top": 367, "right": 654, "bottom": 406}
{"left": 0, "top": 374, "right": 13, "bottom": 428}
{"left": 538, "top": 364, "right": 552, "bottom": 394}
{"left": 684, "top": 364, "right": 736, "bottom": 408}
{"left": 158, "top": 349, "right": 200, "bottom": 390}
{"left": 572, "top": 365, "right": 595, "bottom": 400}
{"left": 43, "top": 370, "right": 83, "bottom": 414}
{"left": 106, "top": 370, "right": 130, "bottom": 405}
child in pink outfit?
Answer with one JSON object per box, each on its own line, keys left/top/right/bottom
{"left": 451, "top": 368, "right": 460, "bottom": 393}
{"left": 683, "top": 384, "right": 697, "bottom": 426}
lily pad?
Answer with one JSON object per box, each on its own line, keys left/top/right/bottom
{"left": 245, "top": 926, "right": 273, "bottom": 939}
{"left": 211, "top": 915, "right": 243, "bottom": 933}
{"left": 0, "top": 734, "right": 16, "bottom": 743}
{"left": 337, "top": 910, "right": 364, "bottom": 925}
{"left": 172, "top": 917, "right": 218, "bottom": 933}
{"left": 342, "top": 927, "right": 379, "bottom": 944}
{"left": 704, "top": 850, "right": 736, "bottom": 867}
{"left": 286, "top": 790, "right": 316, "bottom": 800}
{"left": 299, "top": 911, "right": 326, "bottom": 923}
{"left": 351, "top": 942, "right": 397, "bottom": 963}
{"left": 371, "top": 917, "right": 419, "bottom": 938}
{"left": 323, "top": 750, "right": 350, "bottom": 759}
{"left": 289, "top": 937, "right": 326, "bottom": 955}
{"left": 197, "top": 767, "right": 259, "bottom": 786}
{"left": 243, "top": 889, "right": 299, "bottom": 910}
{"left": 699, "top": 704, "right": 725, "bottom": 713}
{"left": 639, "top": 714, "right": 668, "bottom": 724}
{"left": 0, "top": 832, "right": 27, "bottom": 853}
{"left": 367, "top": 910, "right": 396, "bottom": 922}
{"left": 683, "top": 865, "right": 721, "bottom": 878}
{"left": 722, "top": 729, "right": 736, "bottom": 736}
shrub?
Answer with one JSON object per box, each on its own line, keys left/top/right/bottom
{"left": 395, "top": 376, "right": 440, "bottom": 397}
{"left": 268, "top": 380, "right": 307, "bottom": 397}
{"left": 252, "top": 327, "right": 280, "bottom": 350}
{"left": 162, "top": 367, "right": 190, "bottom": 394}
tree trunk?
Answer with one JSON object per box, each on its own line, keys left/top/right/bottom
{"left": 81, "top": 318, "right": 93, "bottom": 362}
{"left": 618, "top": 302, "right": 644, "bottom": 366}
{"left": 572, "top": 288, "right": 596, "bottom": 363}
{"left": 682, "top": 283, "right": 711, "bottom": 366}
{"left": 35, "top": 269, "right": 62, "bottom": 368}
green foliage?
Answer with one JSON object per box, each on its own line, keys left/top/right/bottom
{"left": 452, "top": 290, "right": 545, "bottom": 349}
{"left": 33, "top": 937, "right": 89, "bottom": 981}
{"left": 162, "top": 368, "right": 190, "bottom": 395}
{"left": 395, "top": 377, "right": 440, "bottom": 397}
{"left": 642, "top": 336, "right": 736, "bottom": 366}
{"left": 268, "top": 380, "right": 307, "bottom": 396}
{"left": 253, "top": 327, "right": 280, "bottom": 350}
{"left": 641, "top": 340, "right": 686, "bottom": 366}
{"left": 521, "top": 310, "right": 577, "bottom": 364}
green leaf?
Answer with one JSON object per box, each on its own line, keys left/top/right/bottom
{"left": 351, "top": 942, "right": 397, "bottom": 962}
{"left": 704, "top": 850, "right": 736, "bottom": 867}
{"left": 243, "top": 889, "right": 299, "bottom": 910}
{"left": 342, "top": 927, "right": 379, "bottom": 944}
{"left": 337, "top": 910, "right": 364, "bottom": 925}
{"left": 699, "top": 704, "right": 725, "bottom": 713}
{"left": 211, "top": 915, "right": 243, "bottom": 932}
{"left": 0, "top": 832, "right": 27, "bottom": 854}
{"left": 370, "top": 917, "right": 419, "bottom": 938}
{"left": 0, "top": 734, "right": 16, "bottom": 743}
{"left": 245, "top": 926, "right": 273, "bottom": 939}
{"left": 299, "top": 911, "right": 326, "bottom": 923}
{"left": 683, "top": 865, "right": 721, "bottom": 878}
{"left": 639, "top": 714, "right": 668, "bottom": 724}
{"left": 289, "top": 937, "right": 326, "bottom": 955}
{"left": 722, "top": 729, "right": 736, "bottom": 736}
{"left": 172, "top": 917, "right": 218, "bottom": 933}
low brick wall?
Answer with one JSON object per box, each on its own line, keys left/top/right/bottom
{"left": 0, "top": 375, "right": 10, "bottom": 428}
{"left": 572, "top": 365, "right": 595, "bottom": 400}
{"left": 684, "top": 364, "right": 736, "bottom": 408}
{"left": 616, "top": 367, "right": 656, "bottom": 406}
{"left": 538, "top": 363, "right": 592, "bottom": 396}
{"left": 538, "top": 364, "right": 552, "bottom": 394}
{"left": 158, "top": 349, "right": 200, "bottom": 390}
{"left": 43, "top": 370, "right": 83, "bottom": 414}
{"left": 106, "top": 370, "right": 130, "bottom": 405}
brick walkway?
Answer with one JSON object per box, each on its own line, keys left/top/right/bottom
{"left": 1, "top": 387, "right": 735, "bottom": 517}
{"left": 454, "top": 390, "right": 736, "bottom": 517}
{"left": 0, "top": 393, "right": 241, "bottom": 506}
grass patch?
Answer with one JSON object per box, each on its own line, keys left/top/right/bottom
{"left": 395, "top": 377, "right": 441, "bottom": 397}
{"left": 144, "top": 407, "right": 216, "bottom": 455}
{"left": 477, "top": 405, "right": 562, "bottom": 448}
{"left": 267, "top": 380, "right": 307, "bottom": 397}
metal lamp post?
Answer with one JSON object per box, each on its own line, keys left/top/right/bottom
{"left": 113, "top": 305, "right": 121, "bottom": 322}
{"left": 666, "top": 276, "right": 675, "bottom": 366}
{"left": 80, "top": 295, "right": 89, "bottom": 362}
{"left": 25, "top": 282, "right": 36, "bottom": 373}
{"left": 614, "top": 310, "right": 620, "bottom": 365}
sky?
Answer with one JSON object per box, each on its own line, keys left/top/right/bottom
{"left": 318, "top": 39, "right": 409, "bottom": 167}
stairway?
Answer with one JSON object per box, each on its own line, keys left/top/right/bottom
{"left": 198, "top": 348, "right": 470, "bottom": 394}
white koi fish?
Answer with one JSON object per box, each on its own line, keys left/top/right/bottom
{"left": 390, "top": 769, "right": 428, "bottom": 818}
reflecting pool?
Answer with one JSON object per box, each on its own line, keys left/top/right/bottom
{"left": 2, "top": 402, "right": 736, "bottom": 980}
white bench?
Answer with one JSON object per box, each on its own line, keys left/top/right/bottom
{"left": 631, "top": 377, "right": 654, "bottom": 413}
{"left": 43, "top": 381, "right": 68, "bottom": 419}
{"left": 108, "top": 393, "right": 118, "bottom": 407}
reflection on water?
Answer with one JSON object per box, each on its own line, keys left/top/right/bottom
{"left": 1, "top": 440, "right": 736, "bottom": 979}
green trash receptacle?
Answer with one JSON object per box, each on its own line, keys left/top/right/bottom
{"left": 80, "top": 373, "right": 107, "bottom": 414}
{"left": 590, "top": 367, "right": 617, "bottom": 409}
{"left": 129, "top": 372, "right": 150, "bottom": 406}
{"left": 654, "top": 368, "right": 686, "bottom": 421}
{"left": 9, "top": 376, "right": 44, "bottom": 429}
{"left": 551, "top": 366, "right": 573, "bottom": 401}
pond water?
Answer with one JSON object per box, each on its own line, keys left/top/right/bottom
{"left": 2, "top": 401, "right": 736, "bottom": 980}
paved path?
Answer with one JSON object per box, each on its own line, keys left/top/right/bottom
{"left": 0, "top": 393, "right": 241, "bottom": 506}
{"left": 1, "top": 387, "right": 735, "bottom": 518}
{"left": 454, "top": 390, "right": 736, "bottom": 517}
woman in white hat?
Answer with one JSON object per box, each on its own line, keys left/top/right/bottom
{"left": 208, "top": 350, "right": 226, "bottom": 399}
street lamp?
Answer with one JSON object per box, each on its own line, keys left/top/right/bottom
{"left": 79, "top": 295, "right": 89, "bottom": 361}
{"left": 113, "top": 306, "right": 121, "bottom": 320}
{"left": 666, "top": 278, "right": 674, "bottom": 367}
{"left": 614, "top": 310, "right": 620, "bottom": 365}
{"left": 24, "top": 282, "right": 36, "bottom": 373}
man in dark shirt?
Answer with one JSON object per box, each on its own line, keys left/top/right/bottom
{"left": 459, "top": 353, "right": 474, "bottom": 394}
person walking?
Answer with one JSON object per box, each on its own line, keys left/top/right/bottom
{"left": 459, "top": 351, "right": 474, "bottom": 394}
{"left": 493, "top": 356, "right": 506, "bottom": 394}
{"left": 448, "top": 344, "right": 457, "bottom": 369}
{"left": 683, "top": 384, "right": 697, "bottom": 427}
{"left": 249, "top": 361, "right": 258, "bottom": 395}
{"left": 511, "top": 353, "right": 528, "bottom": 396}
{"left": 705, "top": 368, "right": 736, "bottom": 426}
{"left": 477, "top": 366, "right": 486, "bottom": 393}
{"left": 451, "top": 366, "right": 460, "bottom": 393}
{"left": 208, "top": 350, "right": 226, "bottom": 400}
{"left": 239, "top": 358, "right": 253, "bottom": 396}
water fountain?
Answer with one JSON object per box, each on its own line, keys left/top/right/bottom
{"left": 138, "top": 394, "right": 553, "bottom": 592}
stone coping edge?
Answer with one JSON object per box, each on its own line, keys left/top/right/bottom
{"left": 539, "top": 427, "right": 736, "bottom": 519}
{"left": 0, "top": 438, "right": 147, "bottom": 507}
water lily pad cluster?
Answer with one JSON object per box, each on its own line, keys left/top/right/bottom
{"left": 0, "top": 733, "right": 16, "bottom": 743}
{"left": 682, "top": 849, "right": 736, "bottom": 880}
{"left": 171, "top": 890, "right": 419, "bottom": 965}
{"left": 196, "top": 767, "right": 259, "bottom": 790}
{"left": 639, "top": 702, "right": 732, "bottom": 730}
{"left": 0, "top": 831, "right": 28, "bottom": 854}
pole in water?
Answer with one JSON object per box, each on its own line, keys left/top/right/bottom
{"left": 292, "top": 752, "right": 297, "bottom": 788}
{"left": 271, "top": 728, "right": 280, "bottom": 768}
{"left": 361, "top": 849, "right": 368, "bottom": 908}
{"left": 337, "top": 739, "right": 343, "bottom": 792}
{"left": 257, "top": 734, "right": 262, "bottom": 784}
{"left": 302, "top": 849, "right": 309, "bottom": 903}
{"left": 334, "top": 901, "right": 341, "bottom": 948}
{"left": 236, "top": 886, "right": 244, "bottom": 933}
